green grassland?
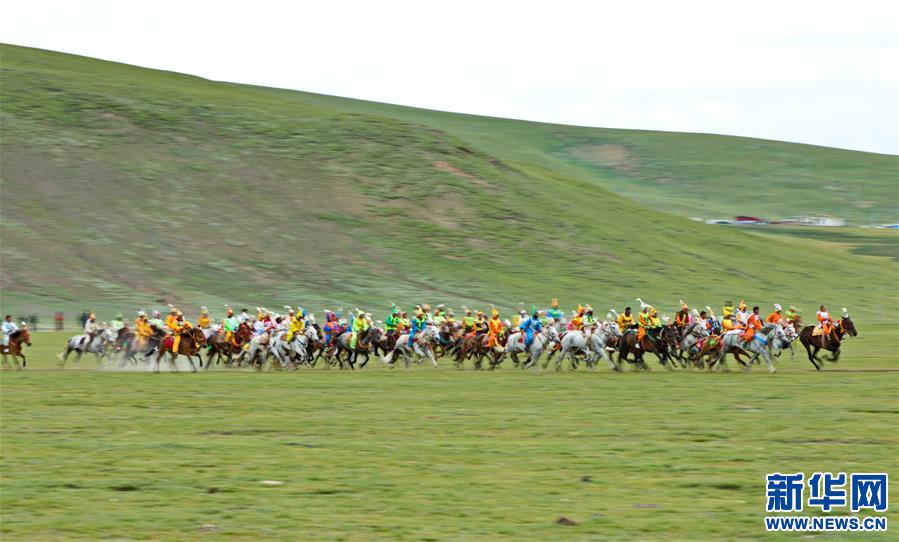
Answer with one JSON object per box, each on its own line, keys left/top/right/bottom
{"left": 1, "top": 332, "right": 897, "bottom": 541}
{"left": 2, "top": 45, "right": 898, "bottom": 541}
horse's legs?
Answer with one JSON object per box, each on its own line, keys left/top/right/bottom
{"left": 830, "top": 348, "right": 840, "bottom": 362}
{"left": 185, "top": 353, "right": 197, "bottom": 372}
{"left": 762, "top": 351, "right": 776, "bottom": 373}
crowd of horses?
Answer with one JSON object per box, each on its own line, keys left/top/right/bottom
{"left": 13, "top": 310, "right": 857, "bottom": 374}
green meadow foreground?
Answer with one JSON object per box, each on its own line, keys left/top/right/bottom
{"left": 1, "top": 332, "right": 896, "bottom": 541}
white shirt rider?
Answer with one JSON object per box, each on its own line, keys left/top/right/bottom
{"left": 1, "top": 319, "right": 19, "bottom": 346}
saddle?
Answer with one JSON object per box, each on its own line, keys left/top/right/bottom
{"left": 161, "top": 335, "right": 175, "bottom": 350}
{"left": 812, "top": 325, "right": 825, "bottom": 337}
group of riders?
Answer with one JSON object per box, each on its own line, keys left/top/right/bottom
{"left": 13, "top": 295, "right": 856, "bottom": 373}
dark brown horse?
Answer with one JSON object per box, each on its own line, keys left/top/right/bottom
{"left": 2, "top": 328, "right": 31, "bottom": 370}
{"left": 155, "top": 327, "right": 206, "bottom": 372}
{"left": 204, "top": 322, "right": 252, "bottom": 369}
{"left": 618, "top": 326, "right": 677, "bottom": 370}
{"left": 799, "top": 316, "right": 857, "bottom": 370}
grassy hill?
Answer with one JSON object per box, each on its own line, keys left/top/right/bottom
{"left": 1, "top": 44, "right": 897, "bottom": 323}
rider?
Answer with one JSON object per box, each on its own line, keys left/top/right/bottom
{"left": 817, "top": 305, "right": 834, "bottom": 338}
{"left": 735, "top": 300, "right": 750, "bottom": 327}
{"left": 408, "top": 306, "right": 428, "bottom": 347}
{"left": 765, "top": 304, "right": 784, "bottom": 325}
{"left": 222, "top": 307, "right": 239, "bottom": 346}
{"left": 397, "top": 311, "right": 411, "bottom": 334}
{"left": 110, "top": 313, "right": 125, "bottom": 333}
{"left": 570, "top": 305, "right": 584, "bottom": 332}
{"left": 135, "top": 310, "right": 152, "bottom": 350}
{"left": 149, "top": 310, "right": 165, "bottom": 329}
{"left": 385, "top": 305, "right": 400, "bottom": 336}
{"left": 697, "top": 310, "right": 709, "bottom": 331}
{"left": 197, "top": 307, "right": 211, "bottom": 329}
{"left": 237, "top": 308, "right": 250, "bottom": 324}
{"left": 474, "top": 310, "right": 487, "bottom": 335}
{"left": 462, "top": 308, "right": 476, "bottom": 335}
{"left": 648, "top": 308, "right": 662, "bottom": 340}
{"left": 582, "top": 305, "right": 597, "bottom": 337}
{"left": 704, "top": 307, "right": 721, "bottom": 334}
{"left": 285, "top": 309, "right": 305, "bottom": 342}
{"left": 784, "top": 305, "right": 801, "bottom": 326}
{"left": 165, "top": 307, "right": 178, "bottom": 330}
{"left": 1, "top": 315, "right": 19, "bottom": 354}
{"left": 487, "top": 306, "right": 504, "bottom": 350}
{"left": 349, "top": 310, "right": 369, "bottom": 349}
{"left": 322, "top": 311, "right": 340, "bottom": 349}
{"left": 81, "top": 312, "right": 98, "bottom": 347}
{"left": 636, "top": 306, "right": 652, "bottom": 348}
{"left": 722, "top": 300, "right": 735, "bottom": 320}
{"left": 433, "top": 305, "right": 446, "bottom": 326}
{"left": 616, "top": 306, "right": 635, "bottom": 333}
{"left": 546, "top": 298, "right": 563, "bottom": 322}
{"left": 741, "top": 306, "right": 763, "bottom": 343}
{"left": 674, "top": 301, "right": 691, "bottom": 328}
{"left": 444, "top": 310, "right": 456, "bottom": 326}
{"left": 170, "top": 311, "right": 192, "bottom": 353}
{"left": 519, "top": 307, "right": 543, "bottom": 349}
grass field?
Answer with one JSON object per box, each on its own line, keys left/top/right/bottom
{"left": 1, "top": 332, "right": 896, "bottom": 540}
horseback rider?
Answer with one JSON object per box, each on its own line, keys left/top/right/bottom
{"left": 445, "top": 310, "right": 456, "bottom": 326}
{"left": 674, "top": 301, "right": 691, "bottom": 328}
{"left": 322, "top": 311, "right": 340, "bottom": 349}
{"left": 165, "top": 306, "right": 178, "bottom": 330}
{"left": 546, "top": 298, "right": 563, "bottom": 322}
{"left": 149, "top": 310, "right": 165, "bottom": 330}
{"left": 385, "top": 305, "right": 400, "bottom": 337}
{"left": 110, "top": 313, "right": 125, "bottom": 333}
{"left": 765, "top": 304, "right": 784, "bottom": 325}
{"left": 474, "top": 310, "right": 487, "bottom": 335}
{"left": 237, "top": 308, "right": 250, "bottom": 324}
{"left": 487, "top": 306, "right": 504, "bottom": 350}
{"left": 81, "top": 312, "right": 98, "bottom": 347}
{"left": 519, "top": 307, "right": 543, "bottom": 349}
{"left": 817, "top": 305, "right": 834, "bottom": 338}
{"left": 2, "top": 315, "right": 19, "bottom": 354}
{"left": 704, "top": 306, "right": 721, "bottom": 334}
{"left": 784, "top": 305, "right": 801, "bottom": 326}
{"left": 222, "top": 307, "right": 239, "bottom": 346}
{"left": 135, "top": 310, "right": 152, "bottom": 350}
{"left": 197, "top": 306, "right": 212, "bottom": 329}
{"left": 408, "top": 307, "right": 428, "bottom": 347}
{"left": 348, "top": 310, "right": 369, "bottom": 349}
{"left": 462, "top": 308, "right": 476, "bottom": 335}
{"left": 636, "top": 305, "right": 651, "bottom": 349}
{"left": 741, "top": 306, "right": 763, "bottom": 343}
{"left": 570, "top": 305, "right": 584, "bottom": 332}
{"left": 285, "top": 309, "right": 305, "bottom": 342}
{"left": 582, "top": 305, "right": 597, "bottom": 337}
{"left": 397, "top": 311, "right": 411, "bottom": 334}
{"left": 735, "top": 300, "right": 750, "bottom": 327}
{"left": 616, "top": 306, "right": 635, "bottom": 333}
{"left": 722, "top": 300, "right": 735, "bottom": 320}
{"left": 169, "top": 311, "right": 192, "bottom": 353}
{"left": 433, "top": 305, "right": 446, "bottom": 326}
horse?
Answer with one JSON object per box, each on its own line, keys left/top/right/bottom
{"left": 798, "top": 315, "right": 857, "bottom": 370}
{"left": 677, "top": 323, "right": 709, "bottom": 368}
{"left": 203, "top": 322, "right": 253, "bottom": 368}
{"left": 119, "top": 325, "right": 167, "bottom": 367}
{"left": 710, "top": 324, "right": 785, "bottom": 373}
{"left": 618, "top": 326, "right": 677, "bottom": 370}
{"left": 154, "top": 327, "right": 206, "bottom": 372}
{"left": 383, "top": 325, "right": 440, "bottom": 369}
{"left": 500, "top": 325, "right": 560, "bottom": 369}
{"left": 334, "top": 327, "right": 383, "bottom": 369}
{"left": 2, "top": 327, "right": 31, "bottom": 370}
{"left": 58, "top": 328, "right": 116, "bottom": 368}
{"left": 454, "top": 332, "right": 488, "bottom": 369}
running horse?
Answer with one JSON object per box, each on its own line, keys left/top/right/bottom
{"left": 618, "top": 325, "right": 677, "bottom": 370}
{"left": 798, "top": 311, "right": 858, "bottom": 370}
{"left": 155, "top": 327, "right": 206, "bottom": 372}
{"left": 204, "top": 322, "right": 252, "bottom": 369}
{"left": 2, "top": 326, "right": 31, "bottom": 370}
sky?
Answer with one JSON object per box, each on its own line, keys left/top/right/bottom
{"left": 2, "top": 0, "right": 897, "bottom": 154}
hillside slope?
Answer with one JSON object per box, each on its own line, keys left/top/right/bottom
{"left": 1, "top": 44, "right": 896, "bottom": 322}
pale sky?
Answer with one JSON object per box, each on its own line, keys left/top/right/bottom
{"left": 3, "top": 0, "right": 897, "bottom": 154}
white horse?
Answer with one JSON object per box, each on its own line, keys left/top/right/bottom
{"left": 269, "top": 326, "right": 317, "bottom": 369}
{"left": 383, "top": 325, "right": 439, "bottom": 369}
{"left": 503, "top": 325, "right": 560, "bottom": 369}
{"left": 58, "top": 328, "right": 116, "bottom": 367}
{"left": 585, "top": 322, "right": 621, "bottom": 371}
{"left": 712, "top": 324, "right": 785, "bottom": 373}
{"left": 772, "top": 322, "right": 798, "bottom": 358}
{"left": 244, "top": 332, "right": 272, "bottom": 369}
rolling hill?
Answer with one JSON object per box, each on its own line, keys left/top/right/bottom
{"left": 1, "top": 44, "right": 896, "bottom": 323}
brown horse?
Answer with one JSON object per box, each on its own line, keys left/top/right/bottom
{"left": 618, "top": 327, "right": 677, "bottom": 370}
{"left": 455, "top": 332, "right": 486, "bottom": 369}
{"left": 204, "top": 322, "right": 252, "bottom": 369}
{"left": 2, "top": 328, "right": 31, "bottom": 370}
{"left": 155, "top": 327, "right": 206, "bottom": 372}
{"left": 799, "top": 316, "right": 857, "bottom": 370}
